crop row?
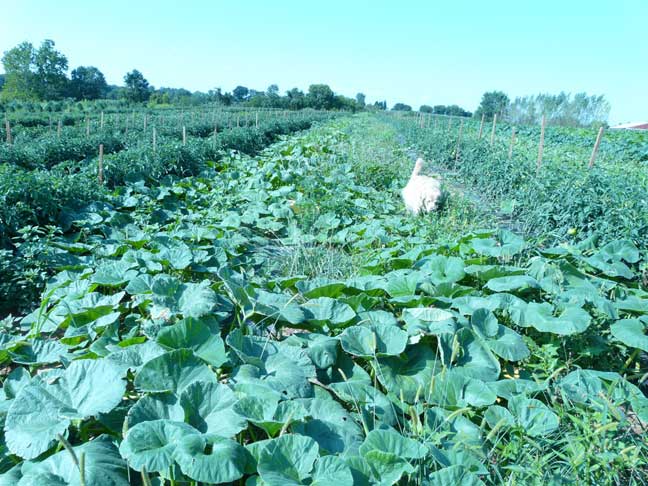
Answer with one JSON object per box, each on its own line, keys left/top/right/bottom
{"left": 392, "top": 115, "right": 648, "bottom": 249}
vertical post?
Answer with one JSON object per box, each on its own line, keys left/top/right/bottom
{"left": 86, "top": 117, "right": 90, "bottom": 137}
{"left": 125, "top": 116, "right": 129, "bottom": 135}
{"left": 212, "top": 125, "right": 218, "bottom": 149}
{"left": 152, "top": 127, "right": 157, "bottom": 153}
{"left": 237, "top": 115, "right": 240, "bottom": 128}
{"left": 537, "top": 115, "right": 546, "bottom": 170}
{"left": 508, "top": 128, "right": 516, "bottom": 159}
{"left": 455, "top": 120, "right": 464, "bottom": 162}
{"left": 48, "top": 116, "right": 52, "bottom": 133}
{"left": 98, "top": 144, "right": 104, "bottom": 185}
{"left": 57, "top": 120, "right": 62, "bottom": 138}
{"left": 478, "top": 113, "right": 485, "bottom": 139}
{"left": 490, "top": 114, "right": 497, "bottom": 146}
{"left": 144, "top": 114, "right": 148, "bottom": 131}
{"left": 433, "top": 117, "right": 438, "bottom": 131}
{"left": 4, "top": 117, "right": 12, "bottom": 144}
{"left": 182, "top": 126, "right": 187, "bottom": 145}
{"left": 588, "top": 126, "right": 605, "bottom": 168}
{"left": 100, "top": 111, "right": 104, "bottom": 129}
{"left": 256, "top": 112, "right": 259, "bottom": 128}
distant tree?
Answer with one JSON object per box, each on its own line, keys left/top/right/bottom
{"left": 267, "top": 84, "right": 280, "bottom": 98}
{"left": 446, "top": 104, "right": 472, "bottom": 117}
{"left": 0, "top": 42, "right": 35, "bottom": 100}
{"left": 420, "top": 105, "right": 433, "bottom": 113}
{"left": 356, "top": 93, "right": 366, "bottom": 107}
{"left": 392, "top": 103, "right": 412, "bottom": 111}
{"left": 373, "top": 100, "right": 387, "bottom": 110}
{"left": 122, "top": 70, "right": 151, "bottom": 103}
{"left": 433, "top": 105, "right": 447, "bottom": 115}
{"left": 232, "top": 85, "right": 249, "bottom": 102}
{"left": 1, "top": 40, "right": 68, "bottom": 100}
{"left": 306, "top": 84, "right": 336, "bottom": 110}
{"left": 69, "top": 66, "right": 107, "bottom": 100}
{"left": 507, "top": 92, "right": 610, "bottom": 127}
{"left": 33, "top": 40, "right": 69, "bottom": 100}
{"left": 0, "top": 74, "right": 4, "bottom": 90}
{"left": 286, "top": 88, "right": 305, "bottom": 110}
{"left": 474, "top": 91, "right": 509, "bottom": 120}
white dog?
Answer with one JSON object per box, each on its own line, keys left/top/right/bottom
{"left": 402, "top": 158, "right": 442, "bottom": 214}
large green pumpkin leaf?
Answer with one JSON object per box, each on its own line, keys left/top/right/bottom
{"left": 119, "top": 419, "right": 197, "bottom": 473}
{"left": 179, "top": 381, "right": 247, "bottom": 437}
{"left": 156, "top": 317, "right": 227, "bottom": 367}
{"left": 174, "top": 433, "right": 249, "bottom": 484}
{"left": 5, "top": 360, "right": 126, "bottom": 460}
{"left": 311, "top": 455, "right": 354, "bottom": 486}
{"left": 134, "top": 349, "right": 217, "bottom": 394}
{"left": 610, "top": 318, "right": 648, "bottom": 352}
{"left": 508, "top": 396, "right": 559, "bottom": 437}
{"left": 303, "top": 298, "right": 356, "bottom": 328}
{"left": 425, "top": 465, "right": 485, "bottom": 486}
{"left": 16, "top": 435, "right": 128, "bottom": 486}
{"left": 374, "top": 343, "right": 441, "bottom": 403}
{"left": 257, "top": 434, "right": 319, "bottom": 486}
{"left": 340, "top": 323, "right": 407, "bottom": 357}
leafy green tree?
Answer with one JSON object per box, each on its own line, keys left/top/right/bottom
{"left": 0, "top": 74, "right": 4, "bottom": 89}
{"left": 232, "top": 85, "right": 249, "bottom": 102}
{"left": 33, "top": 40, "right": 68, "bottom": 100}
{"left": 306, "top": 84, "right": 336, "bottom": 110}
{"left": 475, "top": 91, "right": 509, "bottom": 120}
{"left": 392, "top": 103, "right": 412, "bottom": 111}
{"left": 69, "top": 66, "right": 107, "bottom": 100}
{"left": 373, "top": 100, "right": 387, "bottom": 110}
{"left": 1, "top": 40, "right": 69, "bottom": 101}
{"left": 122, "top": 70, "right": 151, "bottom": 103}
{"left": 420, "top": 105, "right": 433, "bottom": 113}
{"left": 356, "top": 93, "right": 366, "bottom": 107}
{"left": 286, "top": 88, "right": 305, "bottom": 110}
{"left": 1, "top": 42, "right": 38, "bottom": 100}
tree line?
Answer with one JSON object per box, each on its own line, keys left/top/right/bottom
{"left": 0, "top": 39, "right": 610, "bottom": 125}
{"left": 474, "top": 90, "right": 610, "bottom": 127}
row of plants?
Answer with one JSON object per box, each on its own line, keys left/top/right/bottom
{"left": 0, "top": 116, "right": 646, "bottom": 484}
{"left": 1, "top": 110, "right": 329, "bottom": 170}
{"left": 390, "top": 116, "right": 648, "bottom": 250}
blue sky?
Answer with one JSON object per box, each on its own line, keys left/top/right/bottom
{"left": 1, "top": 0, "right": 646, "bottom": 123}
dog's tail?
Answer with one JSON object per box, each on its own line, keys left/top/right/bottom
{"left": 411, "top": 158, "right": 424, "bottom": 177}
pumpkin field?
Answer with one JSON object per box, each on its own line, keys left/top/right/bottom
{"left": 0, "top": 108, "right": 647, "bottom": 485}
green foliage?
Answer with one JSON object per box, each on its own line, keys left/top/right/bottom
{"left": 392, "top": 102, "right": 412, "bottom": 111}
{"left": 474, "top": 90, "right": 510, "bottom": 121}
{"left": 1, "top": 40, "right": 69, "bottom": 101}
{"left": 0, "top": 115, "right": 646, "bottom": 486}
{"left": 69, "top": 66, "right": 107, "bottom": 100}
{"left": 508, "top": 91, "right": 610, "bottom": 127}
{"left": 122, "top": 69, "right": 151, "bottom": 103}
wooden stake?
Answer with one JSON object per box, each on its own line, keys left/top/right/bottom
{"left": 144, "top": 115, "right": 147, "bottom": 131}
{"left": 57, "top": 120, "right": 62, "bottom": 138}
{"left": 490, "top": 114, "right": 497, "bottom": 146}
{"left": 48, "top": 116, "right": 52, "bottom": 132}
{"left": 182, "top": 126, "right": 187, "bottom": 145}
{"left": 86, "top": 117, "right": 90, "bottom": 137}
{"left": 537, "top": 115, "right": 546, "bottom": 170}
{"left": 4, "top": 117, "right": 12, "bottom": 144}
{"left": 255, "top": 112, "right": 259, "bottom": 128}
{"left": 98, "top": 144, "right": 104, "bottom": 185}
{"left": 455, "top": 120, "right": 464, "bottom": 162}
{"left": 588, "top": 126, "right": 605, "bottom": 168}
{"left": 447, "top": 117, "right": 452, "bottom": 133}
{"left": 100, "top": 111, "right": 104, "bottom": 129}
{"left": 152, "top": 127, "right": 157, "bottom": 153}
{"left": 237, "top": 115, "right": 240, "bottom": 128}
{"left": 508, "top": 128, "right": 516, "bottom": 159}
{"left": 212, "top": 126, "right": 218, "bottom": 149}
{"left": 478, "top": 113, "right": 485, "bottom": 139}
